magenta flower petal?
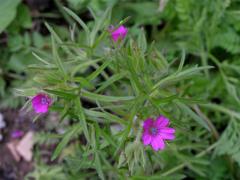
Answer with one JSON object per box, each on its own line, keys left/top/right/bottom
{"left": 36, "top": 105, "right": 48, "bottom": 113}
{"left": 143, "top": 118, "right": 154, "bottom": 129}
{"left": 156, "top": 115, "right": 169, "bottom": 127}
{"left": 151, "top": 137, "right": 165, "bottom": 151}
{"left": 142, "top": 134, "right": 152, "bottom": 145}
{"left": 142, "top": 115, "right": 175, "bottom": 151}
{"left": 160, "top": 127, "right": 175, "bottom": 133}
{"left": 11, "top": 130, "right": 24, "bottom": 138}
{"left": 111, "top": 25, "right": 128, "bottom": 42}
{"left": 32, "top": 93, "right": 52, "bottom": 114}
{"left": 112, "top": 34, "right": 120, "bottom": 42}
{"left": 160, "top": 133, "right": 175, "bottom": 140}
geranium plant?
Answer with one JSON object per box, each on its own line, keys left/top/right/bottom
{"left": 19, "top": 7, "right": 212, "bottom": 179}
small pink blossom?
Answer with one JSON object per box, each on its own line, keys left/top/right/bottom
{"left": 32, "top": 93, "right": 52, "bottom": 114}
{"left": 11, "top": 130, "right": 24, "bottom": 138}
{"left": 142, "top": 116, "right": 175, "bottom": 151}
{"left": 110, "top": 25, "right": 128, "bottom": 42}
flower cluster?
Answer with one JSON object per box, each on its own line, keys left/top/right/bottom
{"left": 30, "top": 26, "right": 175, "bottom": 152}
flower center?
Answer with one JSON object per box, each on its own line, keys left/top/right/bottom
{"left": 150, "top": 127, "right": 158, "bottom": 136}
{"left": 41, "top": 97, "right": 48, "bottom": 105}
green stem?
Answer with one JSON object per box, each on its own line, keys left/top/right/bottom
{"left": 161, "top": 143, "right": 217, "bottom": 176}
{"left": 200, "top": 103, "right": 240, "bottom": 120}
{"left": 193, "top": 105, "right": 219, "bottom": 140}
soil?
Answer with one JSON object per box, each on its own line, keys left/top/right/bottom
{"left": 0, "top": 109, "right": 45, "bottom": 180}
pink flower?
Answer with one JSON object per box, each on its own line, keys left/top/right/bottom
{"left": 11, "top": 130, "right": 24, "bottom": 138}
{"left": 111, "top": 25, "right": 128, "bottom": 42}
{"left": 142, "top": 116, "right": 175, "bottom": 151}
{"left": 32, "top": 93, "right": 52, "bottom": 114}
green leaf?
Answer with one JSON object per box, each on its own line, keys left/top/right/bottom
{"left": 118, "top": 151, "right": 127, "bottom": 168}
{"left": 32, "top": 52, "right": 51, "bottom": 65}
{"left": 17, "top": 4, "right": 32, "bottom": 28}
{"left": 32, "top": 32, "right": 45, "bottom": 48}
{"left": 152, "top": 66, "right": 213, "bottom": 93}
{"left": 44, "top": 89, "right": 77, "bottom": 99}
{"left": 28, "top": 64, "right": 58, "bottom": 71}
{"left": 51, "top": 125, "right": 81, "bottom": 160}
{"left": 0, "top": 0, "right": 21, "bottom": 33}
{"left": 67, "top": 0, "right": 90, "bottom": 11}
{"left": 90, "top": 125, "right": 105, "bottom": 180}
{"left": 51, "top": 36, "right": 67, "bottom": 77}
{"left": 81, "top": 89, "right": 135, "bottom": 102}
{"left": 74, "top": 77, "right": 95, "bottom": 89}
{"left": 137, "top": 29, "right": 147, "bottom": 53}
{"left": 201, "top": 103, "right": 240, "bottom": 120}
{"left": 71, "top": 58, "right": 103, "bottom": 77}
{"left": 75, "top": 98, "right": 90, "bottom": 142}
{"left": 84, "top": 109, "right": 127, "bottom": 125}
{"left": 8, "top": 34, "right": 23, "bottom": 52}
{"left": 7, "top": 52, "right": 36, "bottom": 72}
{"left": 90, "top": 6, "right": 111, "bottom": 46}
{"left": 177, "top": 49, "right": 186, "bottom": 73}
{"left": 152, "top": 95, "right": 205, "bottom": 105}
{"left": 176, "top": 101, "right": 210, "bottom": 131}
{"left": 63, "top": 6, "right": 90, "bottom": 45}
{"left": 96, "top": 72, "right": 127, "bottom": 93}
{"left": 87, "top": 60, "right": 112, "bottom": 81}
{"left": 45, "top": 22, "right": 71, "bottom": 55}
{"left": 152, "top": 95, "right": 179, "bottom": 105}
{"left": 0, "top": 77, "right": 5, "bottom": 97}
